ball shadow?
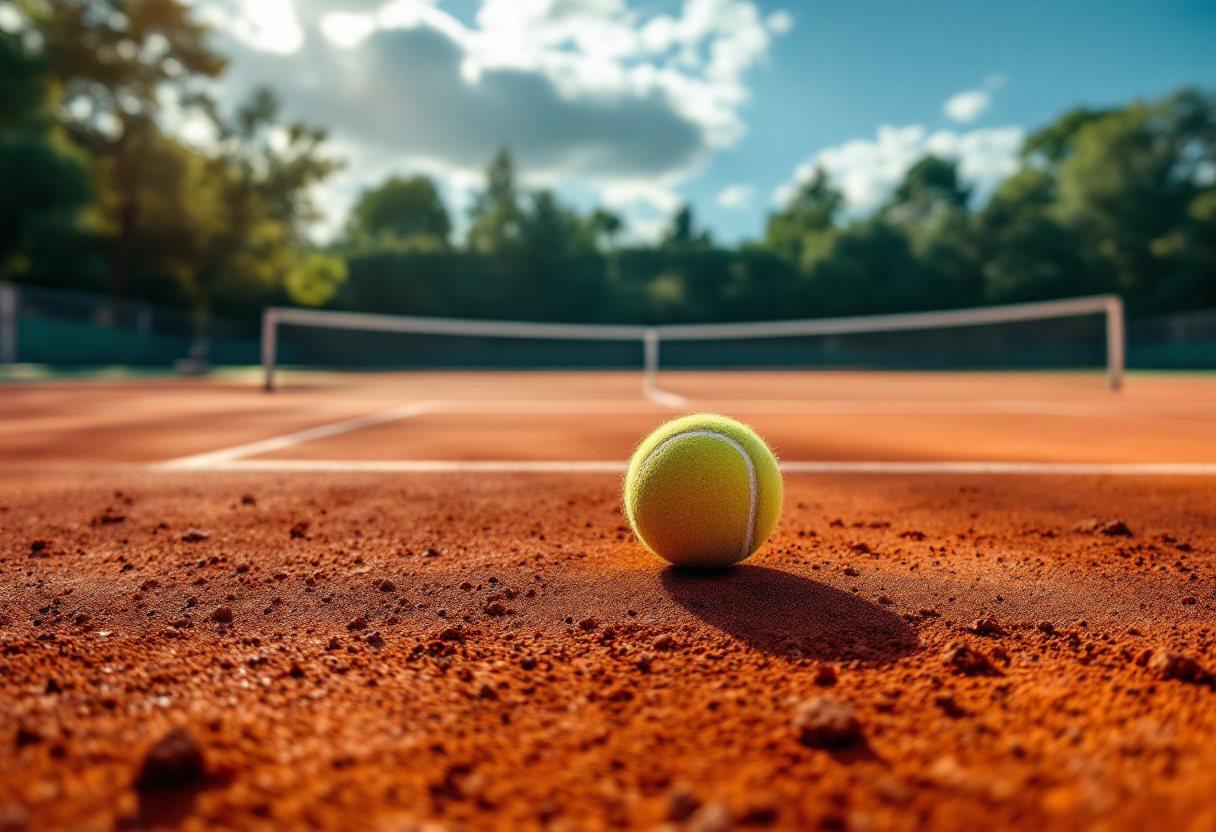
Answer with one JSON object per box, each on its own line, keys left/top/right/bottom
{"left": 660, "top": 564, "right": 918, "bottom": 664}
{"left": 136, "top": 784, "right": 205, "bottom": 829}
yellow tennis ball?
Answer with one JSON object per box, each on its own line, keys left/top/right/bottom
{"left": 623, "top": 413, "right": 783, "bottom": 568}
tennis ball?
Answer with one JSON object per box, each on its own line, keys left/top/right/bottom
{"left": 623, "top": 413, "right": 783, "bottom": 568}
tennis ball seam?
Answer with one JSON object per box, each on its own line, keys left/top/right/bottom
{"left": 637, "top": 428, "right": 758, "bottom": 560}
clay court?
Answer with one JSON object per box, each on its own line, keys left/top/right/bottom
{"left": 2, "top": 370, "right": 1215, "bottom": 831}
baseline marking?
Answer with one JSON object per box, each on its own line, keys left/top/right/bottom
{"left": 171, "top": 459, "right": 1216, "bottom": 476}
{"left": 156, "top": 401, "right": 445, "bottom": 470}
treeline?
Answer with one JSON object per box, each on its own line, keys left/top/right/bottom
{"left": 1, "top": 1, "right": 1213, "bottom": 330}
{"left": 336, "top": 93, "right": 1216, "bottom": 324}
{"left": 0, "top": 1, "right": 343, "bottom": 326}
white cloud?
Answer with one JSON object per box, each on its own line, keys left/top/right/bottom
{"left": 192, "top": 0, "right": 792, "bottom": 240}
{"left": 228, "top": 0, "right": 303, "bottom": 55}
{"left": 775, "top": 124, "right": 1025, "bottom": 215}
{"left": 627, "top": 217, "right": 670, "bottom": 245}
{"left": 765, "top": 10, "right": 794, "bottom": 35}
{"left": 943, "top": 89, "right": 990, "bottom": 123}
{"left": 943, "top": 75, "right": 1005, "bottom": 124}
{"left": 716, "top": 184, "right": 754, "bottom": 208}
{"left": 602, "top": 180, "right": 684, "bottom": 214}
{"left": 925, "top": 126, "right": 1024, "bottom": 191}
{"left": 319, "top": 12, "right": 377, "bottom": 49}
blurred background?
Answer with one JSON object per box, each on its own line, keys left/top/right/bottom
{"left": 0, "top": 0, "right": 1213, "bottom": 372}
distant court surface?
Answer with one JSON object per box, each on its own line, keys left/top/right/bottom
{"left": 3, "top": 370, "right": 1214, "bottom": 469}
{"left": 3, "top": 369, "right": 1216, "bottom": 832}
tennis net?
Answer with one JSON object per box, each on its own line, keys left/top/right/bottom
{"left": 261, "top": 294, "right": 1126, "bottom": 395}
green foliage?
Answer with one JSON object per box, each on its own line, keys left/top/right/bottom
{"left": 1051, "top": 91, "right": 1216, "bottom": 311}
{"left": 192, "top": 88, "right": 343, "bottom": 319}
{"left": 336, "top": 248, "right": 801, "bottom": 325}
{"left": 763, "top": 167, "right": 842, "bottom": 264}
{"left": 1021, "top": 107, "right": 1110, "bottom": 166}
{"left": 4, "top": 5, "right": 1213, "bottom": 342}
{"left": 662, "top": 204, "right": 713, "bottom": 250}
{"left": 467, "top": 147, "right": 525, "bottom": 254}
{"left": 286, "top": 252, "right": 348, "bottom": 307}
{"left": 587, "top": 208, "right": 624, "bottom": 250}
{"left": 0, "top": 30, "right": 94, "bottom": 282}
{"left": 25, "top": 0, "right": 227, "bottom": 118}
{"left": 346, "top": 175, "right": 451, "bottom": 250}
{"left": 883, "top": 155, "right": 971, "bottom": 227}
{"left": 972, "top": 168, "right": 1090, "bottom": 303}
{"left": 754, "top": 88, "right": 1216, "bottom": 321}
{"left": 0, "top": 26, "right": 49, "bottom": 127}
{"left": 6, "top": 1, "right": 344, "bottom": 338}
{"left": 23, "top": 0, "right": 227, "bottom": 296}
{"left": 522, "top": 189, "right": 597, "bottom": 256}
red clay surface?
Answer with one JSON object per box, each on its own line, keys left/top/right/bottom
{"left": 5, "top": 371, "right": 1215, "bottom": 465}
{"left": 260, "top": 408, "right": 1216, "bottom": 464}
{"left": 1, "top": 371, "right": 1215, "bottom": 831}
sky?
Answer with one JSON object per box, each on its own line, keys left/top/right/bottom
{"left": 183, "top": 0, "right": 1216, "bottom": 244}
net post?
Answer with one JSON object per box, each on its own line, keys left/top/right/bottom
{"left": 643, "top": 328, "right": 660, "bottom": 395}
{"left": 262, "top": 307, "right": 279, "bottom": 392}
{"left": 0, "top": 283, "right": 15, "bottom": 365}
{"left": 1105, "top": 295, "right": 1124, "bottom": 392}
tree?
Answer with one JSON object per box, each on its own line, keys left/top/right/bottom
{"left": 0, "top": 29, "right": 93, "bottom": 282}
{"left": 285, "top": 252, "right": 348, "bottom": 307}
{"left": 971, "top": 166, "right": 1088, "bottom": 304}
{"left": 883, "top": 155, "right": 971, "bottom": 227}
{"left": 346, "top": 175, "right": 451, "bottom": 250}
{"left": 587, "top": 208, "right": 624, "bottom": 251}
{"left": 91, "top": 86, "right": 343, "bottom": 330}
{"left": 764, "top": 167, "right": 843, "bottom": 265}
{"left": 799, "top": 219, "right": 926, "bottom": 316}
{"left": 22, "top": 0, "right": 227, "bottom": 296}
{"left": 467, "top": 147, "right": 524, "bottom": 254}
{"left": 1021, "top": 107, "right": 1111, "bottom": 167}
{"left": 662, "top": 203, "right": 712, "bottom": 249}
{"left": 521, "top": 189, "right": 590, "bottom": 257}
{"left": 1052, "top": 91, "right": 1216, "bottom": 312}
{"left": 192, "top": 88, "right": 343, "bottom": 318}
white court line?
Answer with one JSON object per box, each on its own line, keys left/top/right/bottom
{"left": 153, "top": 397, "right": 1216, "bottom": 475}
{"left": 780, "top": 461, "right": 1216, "bottom": 476}
{"left": 185, "top": 459, "right": 1216, "bottom": 476}
{"left": 643, "top": 386, "right": 690, "bottom": 408}
{"left": 201, "top": 459, "right": 628, "bottom": 473}
{"left": 156, "top": 401, "right": 445, "bottom": 470}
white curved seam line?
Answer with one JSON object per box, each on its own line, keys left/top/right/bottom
{"left": 640, "top": 430, "right": 758, "bottom": 559}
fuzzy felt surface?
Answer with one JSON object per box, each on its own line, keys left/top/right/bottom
{"left": 624, "top": 414, "right": 783, "bottom": 567}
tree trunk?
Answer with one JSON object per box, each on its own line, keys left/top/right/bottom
{"left": 108, "top": 132, "right": 138, "bottom": 298}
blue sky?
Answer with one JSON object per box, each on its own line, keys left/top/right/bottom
{"left": 186, "top": 0, "right": 1216, "bottom": 243}
{"left": 693, "top": 0, "right": 1216, "bottom": 240}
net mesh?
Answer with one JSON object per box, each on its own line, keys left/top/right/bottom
{"left": 269, "top": 297, "right": 1118, "bottom": 388}
{"left": 277, "top": 326, "right": 643, "bottom": 370}
{"left": 660, "top": 315, "right": 1107, "bottom": 371}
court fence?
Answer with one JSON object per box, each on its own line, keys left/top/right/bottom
{"left": 1127, "top": 307, "right": 1216, "bottom": 369}
{"left": 0, "top": 283, "right": 260, "bottom": 369}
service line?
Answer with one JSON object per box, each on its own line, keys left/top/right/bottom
{"left": 156, "top": 401, "right": 446, "bottom": 470}
{"left": 154, "top": 397, "right": 1216, "bottom": 473}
